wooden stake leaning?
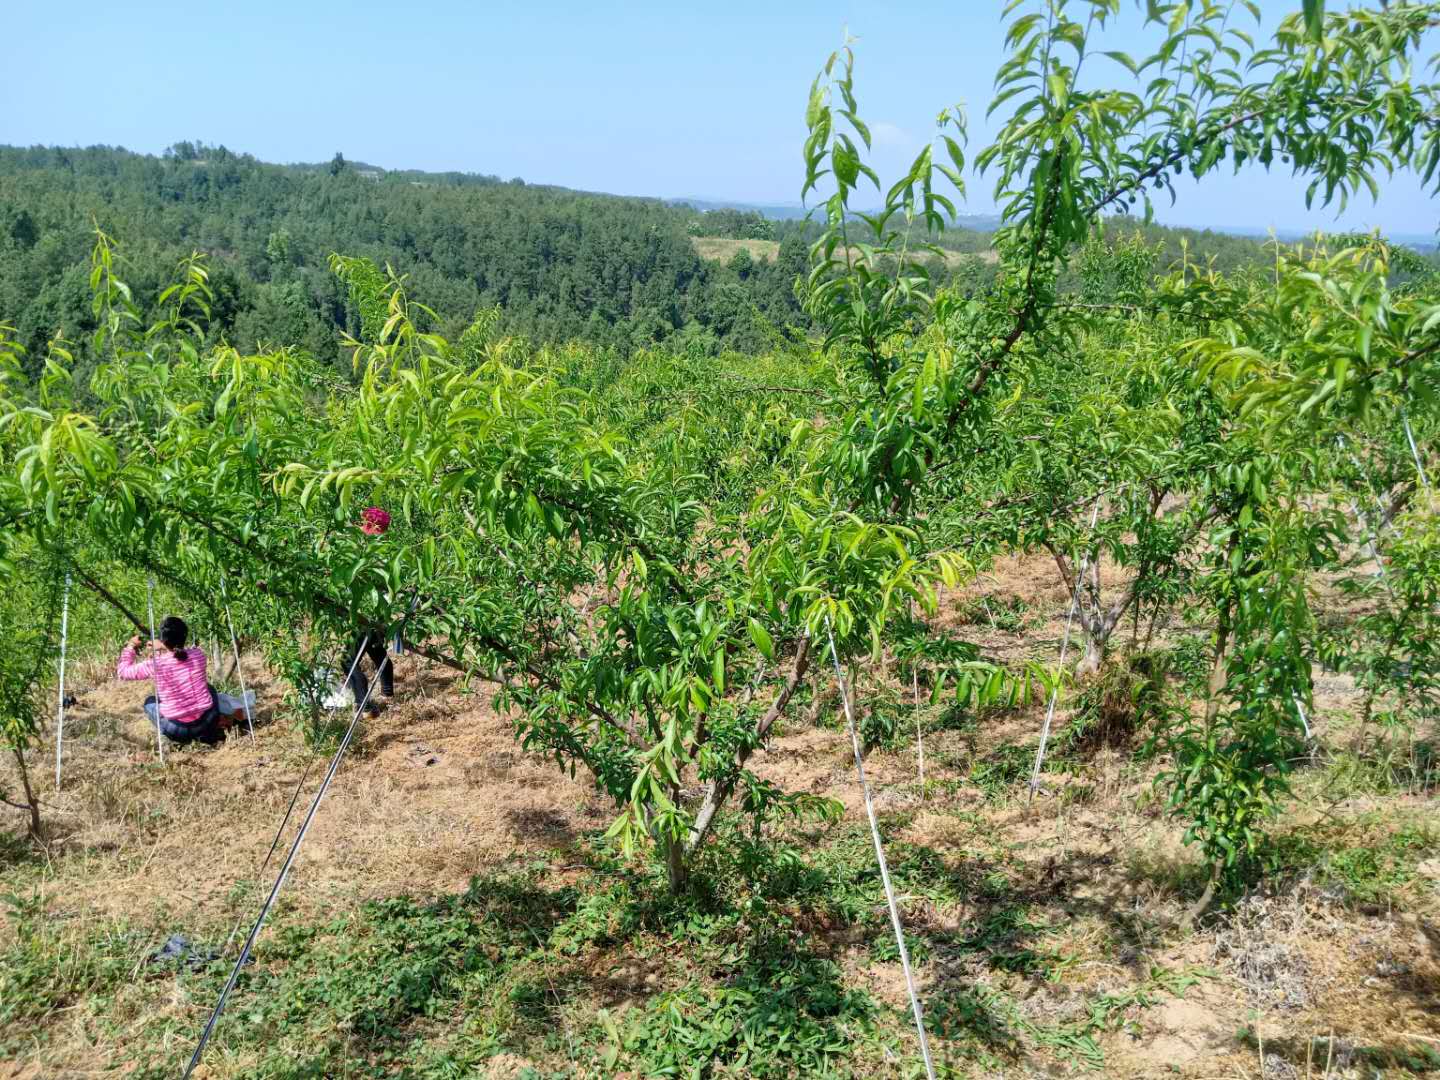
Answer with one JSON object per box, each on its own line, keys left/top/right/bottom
{"left": 220, "top": 573, "right": 255, "bottom": 741}
{"left": 826, "top": 618, "right": 936, "bottom": 1080}
{"left": 53, "top": 572, "right": 70, "bottom": 789}
{"left": 145, "top": 576, "right": 165, "bottom": 763}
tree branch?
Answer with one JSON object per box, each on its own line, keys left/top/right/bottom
{"left": 71, "top": 564, "right": 146, "bottom": 634}
{"left": 685, "top": 633, "right": 812, "bottom": 854}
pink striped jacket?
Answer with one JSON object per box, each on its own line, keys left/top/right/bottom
{"left": 117, "top": 644, "right": 211, "bottom": 724}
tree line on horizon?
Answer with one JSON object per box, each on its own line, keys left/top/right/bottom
{"left": 0, "top": 141, "right": 1351, "bottom": 381}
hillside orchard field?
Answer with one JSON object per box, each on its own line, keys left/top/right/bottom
{"left": 5, "top": 2, "right": 1440, "bottom": 1077}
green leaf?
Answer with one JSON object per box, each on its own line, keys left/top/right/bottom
{"left": 1102, "top": 50, "right": 1138, "bottom": 75}
{"left": 748, "top": 618, "right": 775, "bottom": 660}
{"left": 832, "top": 142, "right": 861, "bottom": 187}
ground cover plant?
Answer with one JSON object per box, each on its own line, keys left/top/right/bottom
{"left": 4, "top": 1, "right": 1440, "bottom": 1076}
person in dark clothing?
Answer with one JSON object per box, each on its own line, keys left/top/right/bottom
{"left": 346, "top": 506, "right": 400, "bottom": 713}
{"left": 345, "top": 632, "right": 394, "bottom": 713}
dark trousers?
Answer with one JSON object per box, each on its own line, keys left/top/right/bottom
{"left": 144, "top": 695, "right": 224, "bottom": 745}
{"left": 346, "top": 635, "right": 394, "bottom": 707}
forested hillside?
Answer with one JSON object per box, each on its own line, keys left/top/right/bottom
{"left": 0, "top": 142, "right": 1301, "bottom": 379}
{"left": 0, "top": 144, "right": 814, "bottom": 366}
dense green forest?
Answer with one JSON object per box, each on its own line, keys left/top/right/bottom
{"left": 0, "top": 144, "right": 814, "bottom": 364}
{"left": 0, "top": 142, "right": 1298, "bottom": 377}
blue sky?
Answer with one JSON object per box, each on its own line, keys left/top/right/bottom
{"left": 4, "top": 1, "right": 1433, "bottom": 234}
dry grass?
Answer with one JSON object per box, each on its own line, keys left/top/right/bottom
{"left": 4, "top": 653, "right": 612, "bottom": 936}
{"left": 691, "top": 237, "right": 779, "bottom": 263}
{"left": 3, "top": 548, "right": 1439, "bottom": 1078}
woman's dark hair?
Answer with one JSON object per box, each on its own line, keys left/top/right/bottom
{"left": 159, "top": 616, "right": 189, "bottom": 661}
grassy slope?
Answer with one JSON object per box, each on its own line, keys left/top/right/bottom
{"left": 2, "top": 553, "right": 1439, "bottom": 1079}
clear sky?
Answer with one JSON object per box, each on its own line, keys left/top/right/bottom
{"left": 4, "top": 1, "right": 1434, "bottom": 235}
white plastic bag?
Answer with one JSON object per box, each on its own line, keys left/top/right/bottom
{"left": 313, "top": 668, "right": 352, "bottom": 710}
{"left": 216, "top": 690, "right": 256, "bottom": 715}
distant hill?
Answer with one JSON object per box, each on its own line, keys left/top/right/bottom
{"left": 1210, "top": 222, "right": 1437, "bottom": 252}
{"left": 6, "top": 142, "right": 1417, "bottom": 378}
{"left": 0, "top": 143, "right": 812, "bottom": 368}
{"left": 670, "top": 195, "right": 1005, "bottom": 233}
{"left": 669, "top": 197, "right": 814, "bottom": 221}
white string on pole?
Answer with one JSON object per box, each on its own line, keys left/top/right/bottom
{"left": 184, "top": 636, "right": 381, "bottom": 1079}
{"left": 145, "top": 576, "right": 165, "bottom": 763}
{"left": 826, "top": 618, "right": 936, "bottom": 1080}
{"left": 912, "top": 668, "right": 925, "bottom": 797}
{"left": 54, "top": 573, "right": 71, "bottom": 789}
{"left": 1403, "top": 411, "right": 1432, "bottom": 501}
{"left": 220, "top": 573, "right": 255, "bottom": 741}
{"left": 1029, "top": 499, "right": 1102, "bottom": 803}
{"left": 220, "top": 634, "right": 373, "bottom": 955}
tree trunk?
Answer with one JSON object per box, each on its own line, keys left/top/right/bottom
{"left": 1075, "top": 628, "right": 1107, "bottom": 677}
{"left": 685, "top": 636, "right": 812, "bottom": 855}
{"left": 10, "top": 746, "right": 41, "bottom": 839}
{"left": 1073, "top": 574, "right": 1139, "bottom": 678}
{"left": 661, "top": 832, "right": 689, "bottom": 895}
{"left": 1205, "top": 599, "right": 1234, "bottom": 732}
{"left": 1185, "top": 860, "right": 1222, "bottom": 925}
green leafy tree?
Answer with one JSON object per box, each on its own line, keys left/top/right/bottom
{"left": 795, "top": 0, "right": 1440, "bottom": 913}
{"left": 6, "top": 1, "right": 1440, "bottom": 919}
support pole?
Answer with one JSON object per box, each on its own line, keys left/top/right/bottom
{"left": 183, "top": 638, "right": 382, "bottom": 1079}
{"left": 1350, "top": 498, "right": 1395, "bottom": 600}
{"left": 54, "top": 573, "right": 71, "bottom": 789}
{"left": 145, "top": 577, "right": 165, "bottom": 763}
{"left": 1029, "top": 499, "right": 1102, "bottom": 802}
{"left": 220, "top": 634, "right": 373, "bottom": 953}
{"left": 1338, "top": 435, "right": 1395, "bottom": 599}
{"left": 1403, "top": 411, "right": 1432, "bottom": 502}
{"left": 913, "top": 667, "right": 925, "bottom": 798}
{"left": 826, "top": 618, "right": 936, "bottom": 1080}
{"left": 219, "top": 573, "right": 255, "bottom": 741}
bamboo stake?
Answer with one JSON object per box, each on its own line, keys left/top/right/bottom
{"left": 219, "top": 573, "right": 255, "bottom": 740}
{"left": 1403, "top": 411, "right": 1432, "bottom": 501}
{"left": 1030, "top": 499, "right": 1102, "bottom": 802}
{"left": 53, "top": 573, "right": 70, "bottom": 789}
{"left": 826, "top": 618, "right": 936, "bottom": 1080}
{"left": 913, "top": 668, "right": 926, "bottom": 797}
{"left": 145, "top": 577, "right": 165, "bottom": 762}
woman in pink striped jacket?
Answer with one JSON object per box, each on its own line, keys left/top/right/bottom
{"left": 116, "top": 616, "right": 224, "bottom": 745}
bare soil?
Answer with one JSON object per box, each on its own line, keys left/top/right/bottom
{"left": 3, "top": 550, "right": 1438, "bottom": 1078}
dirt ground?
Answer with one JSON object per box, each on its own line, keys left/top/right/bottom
{"left": 16, "top": 652, "right": 615, "bottom": 930}
{"left": 3, "top": 551, "right": 1439, "bottom": 1078}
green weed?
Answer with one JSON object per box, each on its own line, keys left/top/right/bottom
{"left": 0, "top": 892, "right": 143, "bottom": 1056}
{"left": 1270, "top": 815, "right": 1440, "bottom": 905}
